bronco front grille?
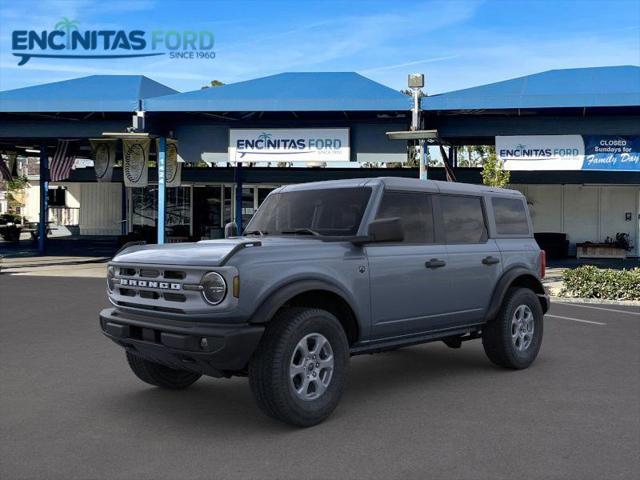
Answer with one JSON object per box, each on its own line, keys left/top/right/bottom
{"left": 110, "top": 264, "right": 204, "bottom": 314}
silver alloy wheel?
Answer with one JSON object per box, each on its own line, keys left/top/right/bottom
{"left": 289, "top": 333, "right": 334, "bottom": 401}
{"left": 511, "top": 304, "right": 535, "bottom": 351}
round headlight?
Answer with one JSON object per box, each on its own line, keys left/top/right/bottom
{"left": 107, "top": 265, "right": 116, "bottom": 291}
{"left": 201, "top": 272, "right": 227, "bottom": 305}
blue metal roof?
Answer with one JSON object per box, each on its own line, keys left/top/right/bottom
{"left": 422, "top": 66, "right": 640, "bottom": 111}
{"left": 0, "top": 75, "right": 178, "bottom": 113}
{"left": 144, "top": 72, "right": 411, "bottom": 112}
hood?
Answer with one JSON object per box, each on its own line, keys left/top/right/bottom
{"left": 112, "top": 236, "right": 332, "bottom": 267}
{"left": 113, "top": 238, "right": 253, "bottom": 266}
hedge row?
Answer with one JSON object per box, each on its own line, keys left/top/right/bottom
{"left": 560, "top": 266, "right": 640, "bottom": 301}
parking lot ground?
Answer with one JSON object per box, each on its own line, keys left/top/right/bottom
{"left": 1, "top": 275, "right": 638, "bottom": 480}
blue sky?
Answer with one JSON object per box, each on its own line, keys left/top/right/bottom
{"left": 0, "top": 0, "right": 638, "bottom": 94}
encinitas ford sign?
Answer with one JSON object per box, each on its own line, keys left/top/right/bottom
{"left": 497, "top": 135, "right": 640, "bottom": 171}
{"left": 497, "top": 135, "right": 584, "bottom": 170}
{"left": 229, "top": 128, "right": 350, "bottom": 162}
{"left": 11, "top": 17, "right": 215, "bottom": 65}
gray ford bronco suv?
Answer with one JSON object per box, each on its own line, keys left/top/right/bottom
{"left": 100, "top": 177, "right": 549, "bottom": 426}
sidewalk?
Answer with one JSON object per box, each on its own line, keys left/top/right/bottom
{"left": 0, "top": 256, "right": 108, "bottom": 277}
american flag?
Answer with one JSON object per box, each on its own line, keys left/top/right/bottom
{"left": 49, "top": 140, "right": 78, "bottom": 182}
{"left": 0, "top": 156, "right": 12, "bottom": 181}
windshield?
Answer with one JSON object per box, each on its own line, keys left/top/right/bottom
{"left": 245, "top": 187, "right": 372, "bottom": 237}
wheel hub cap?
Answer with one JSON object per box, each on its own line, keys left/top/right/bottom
{"left": 290, "top": 333, "right": 334, "bottom": 401}
{"left": 511, "top": 304, "right": 534, "bottom": 351}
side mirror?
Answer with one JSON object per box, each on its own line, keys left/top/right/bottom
{"left": 224, "top": 222, "right": 238, "bottom": 238}
{"left": 354, "top": 217, "right": 404, "bottom": 244}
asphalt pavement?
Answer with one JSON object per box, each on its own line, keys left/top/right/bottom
{"left": 1, "top": 275, "right": 638, "bottom": 480}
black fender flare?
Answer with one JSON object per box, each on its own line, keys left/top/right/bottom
{"left": 484, "top": 267, "right": 549, "bottom": 322}
{"left": 249, "top": 279, "right": 360, "bottom": 326}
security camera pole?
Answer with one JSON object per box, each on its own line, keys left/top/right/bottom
{"left": 408, "top": 73, "right": 427, "bottom": 180}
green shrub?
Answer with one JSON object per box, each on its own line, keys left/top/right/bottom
{"left": 560, "top": 266, "right": 640, "bottom": 301}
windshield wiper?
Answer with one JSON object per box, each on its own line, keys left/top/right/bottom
{"left": 281, "top": 228, "right": 321, "bottom": 237}
{"left": 244, "top": 229, "right": 267, "bottom": 236}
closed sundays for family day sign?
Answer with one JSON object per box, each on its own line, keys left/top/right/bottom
{"left": 229, "top": 128, "right": 350, "bottom": 162}
{"left": 496, "top": 135, "right": 640, "bottom": 171}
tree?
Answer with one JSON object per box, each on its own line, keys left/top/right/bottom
{"left": 481, "top": 152, "right": 510, "bottom": 188}
{"left": 6, "top": 175, "right": 29, "bottom": 213}
{"left": 457, "top": 145, "right": 496, "bottom": 167}
{"left": 54, "top": 17, "right": 80, "bottom": 49}
{"left": 201, "top": 80, "right": 225, "bottom": 89}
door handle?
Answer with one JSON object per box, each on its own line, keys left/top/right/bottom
{"left": 425, "top": 258, "right": 446, "bottom": 269}
{"left": 482, "top": 256, "right": 500, "bottom": 265}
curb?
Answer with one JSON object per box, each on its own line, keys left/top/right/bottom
{"left": 550, "top": 296, "right": 640, "bottom": 307}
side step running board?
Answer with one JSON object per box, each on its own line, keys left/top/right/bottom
{"left": 350, "top": 324, "right": 484, "bottom": 356}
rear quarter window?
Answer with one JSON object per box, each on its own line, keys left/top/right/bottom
{"left": 492, "top": 197, "right": 530, "bottom": 235}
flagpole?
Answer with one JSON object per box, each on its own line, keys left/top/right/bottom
{"left": 38, "top": 144, "right": 48, "bottom": 255}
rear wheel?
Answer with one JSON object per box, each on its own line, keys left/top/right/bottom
{"left": 249, "top": 307, "right": 349, "bottom": 427}
{"left": 126, "top": 352, "right": 201, "bottom": 389}
{"left": 482, "top": 288, "right": 543, "bottom": 369}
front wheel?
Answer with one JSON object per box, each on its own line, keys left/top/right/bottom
{"left": 126, "top": 352, "right": 202, "bottom": 389}
{"left": 482, "top": 288, "right": 544, "bottom": 369}
{"left": 249, "top": 307, "right": 349, "bottom": 427}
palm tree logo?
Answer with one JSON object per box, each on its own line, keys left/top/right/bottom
{"left": 257, "top": 132, "right": 272, "bottom": 142}
{"left": 54, "top": 17, "right": 80, "bottom": 49}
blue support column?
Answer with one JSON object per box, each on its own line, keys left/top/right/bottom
{"left": 38, "top": 145, "right": 48, "bottom": 255}
{"left": 234, "top": 162, "right": 243, "bottom": 232}
{"left": 157, "top": 137, "right": 166, "bottom": 244}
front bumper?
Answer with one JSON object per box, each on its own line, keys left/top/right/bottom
{"left": 99, "top": 308, "right": 264, "bottom": 377}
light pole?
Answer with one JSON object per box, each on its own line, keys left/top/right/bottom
{"left": 408, "top": 73, "right": 427, "bottom": 180}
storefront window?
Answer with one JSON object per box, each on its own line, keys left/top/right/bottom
{"left": 241, "top": 187, "right": 255, "bottom": 226}
{"left": 258, "top": 187, "right": 275, "bottom": 206}
{"left": 131, "top": 186, "right": 191, "bottom": 237}
{"left": 131, "top": 187, "right": 157, "bottom": 229}
{"left": 166, "top": 187, "right": 191, "bottom": 228}
{"left": 223, "top": 186, "right": 233, "bottom": 225}
{"left": 193, "top": 186, "right": 223, "bottom": 239}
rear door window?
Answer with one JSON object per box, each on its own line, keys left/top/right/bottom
{"left": 492, "top": 197, "right": 530, "bottom": 235}
{"left": 440, "top": 195, "right": 487, "bottom": 244}
{"left": 376, "top": 191, "right": 435, "bottom": 244}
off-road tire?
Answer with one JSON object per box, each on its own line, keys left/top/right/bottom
{"left": 126, "top": 351, "right": 201, "bottom": 389}
{"left": 482, "top": 287, "right": 544, "bottom": 369}
{"left": 249, "top": 307, "right": 350, "bottom": 427}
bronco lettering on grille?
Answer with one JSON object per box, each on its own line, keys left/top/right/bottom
{"left": 118, "top": 278, "right": 181, "bottom": 290}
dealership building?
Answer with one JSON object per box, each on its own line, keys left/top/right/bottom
{"left": 0, "top": 65, "right": 638, "bottom": 257}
